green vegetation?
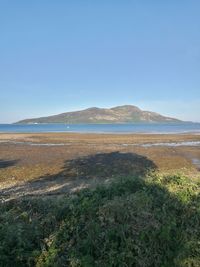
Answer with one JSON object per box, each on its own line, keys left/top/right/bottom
{"left": 0, "top": 173, "right": 200, "bottom": 267}
{"left": 16, "top": 105, "right": 180, "bottom": 124}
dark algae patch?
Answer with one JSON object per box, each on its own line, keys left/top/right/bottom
{"left": 0, "top": 173, "right": 200, "bottom": 267}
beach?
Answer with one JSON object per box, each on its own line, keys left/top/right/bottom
{"left": 0, "top": 132, "right": 200, "bottom": 200}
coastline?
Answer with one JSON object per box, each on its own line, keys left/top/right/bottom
{"left": 0, "top": 132, "right": 200, "bottom": 200}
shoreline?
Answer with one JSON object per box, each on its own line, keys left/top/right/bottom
{"left": 1, "top": 131, "right": 200, "bottom": 140}
{"left": 1, "top": 130, "right": 200, "bottom": 135}
{"left": 0, "top": 132, "right": 200, "bottom": 199}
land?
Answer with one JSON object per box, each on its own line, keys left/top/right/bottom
{"left": 16, "top": 105, "right": 181, "bottom": 124}
{"left": 0, "top": 132, "right": 199, "bottom": 199}
{"left": 1, "top": 133, "right": 200, "bottom": 266}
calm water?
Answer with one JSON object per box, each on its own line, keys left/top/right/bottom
{"left": 1, "top": 123, "right": 200, "bottom": 134}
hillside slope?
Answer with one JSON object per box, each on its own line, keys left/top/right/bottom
{"left": 16, "top": 105, "right": 181, "bottom": 124}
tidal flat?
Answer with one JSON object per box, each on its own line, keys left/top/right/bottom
{"left": 0, "top": 132, "right": 200, "bottom": 200}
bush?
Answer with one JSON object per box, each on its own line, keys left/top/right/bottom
{"left": 0, "top": 174, "right": 200, "bottom": 267}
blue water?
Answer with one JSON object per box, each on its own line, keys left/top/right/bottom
{"left": 0, "top": 123, "right": 200, "bottom": 134}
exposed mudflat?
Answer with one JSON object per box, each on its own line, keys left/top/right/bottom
{"left": 0, "top": 133, "right": 200, "bottom": 200}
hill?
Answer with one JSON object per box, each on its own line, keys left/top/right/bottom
{"left": 16, "top": 105, "right": 181, "bottom": 124}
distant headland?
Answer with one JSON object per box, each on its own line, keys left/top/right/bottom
{"left": 15, "top": 105, "right": 182, "bottom": 124}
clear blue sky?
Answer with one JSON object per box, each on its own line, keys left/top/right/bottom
{"left": 0, "top": 0, "right": 200, "bottom": 123}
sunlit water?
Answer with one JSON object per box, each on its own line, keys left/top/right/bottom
{"left": 1, "top": 123, "right": 200, "bottom": 134}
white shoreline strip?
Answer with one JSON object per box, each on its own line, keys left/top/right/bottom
{"left": 0, "top": 141, "right": 68, "bottom": 146}
{"left": 122, "top": 141, "right": 200, "bottom": 147}
{"left": 1, "top": 140, "right": 200, "bottom": 147}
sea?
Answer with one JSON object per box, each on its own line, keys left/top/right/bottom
{"left": 0, "top": 123, "right": 200, "bottom": 134}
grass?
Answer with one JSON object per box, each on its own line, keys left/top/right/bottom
{"left": 0, "top": 172, "right": 200, "bottom": 267}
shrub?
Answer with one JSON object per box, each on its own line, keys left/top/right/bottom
{"left": 0, "top": 174, "right": 200, "bottom": 267}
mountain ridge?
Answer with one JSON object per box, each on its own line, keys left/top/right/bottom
{"left": 16, "top": 105, "right": 181, "bottom": 124}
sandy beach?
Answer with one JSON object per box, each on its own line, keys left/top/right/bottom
{"left": 0, "top": 132, "right": 200, "bottom": 200}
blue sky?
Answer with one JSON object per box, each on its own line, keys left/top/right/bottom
{"left": 0, "top": 1, "right": 200, "bottom": 123}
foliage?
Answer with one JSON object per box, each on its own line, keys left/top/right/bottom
{"left": 0, "top": 173, "right": 200, "bottom": 267}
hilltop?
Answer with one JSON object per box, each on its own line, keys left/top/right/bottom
{"left": 16, "top": 105, "right": 181, "bottom": 124}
